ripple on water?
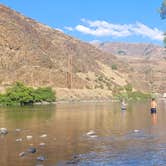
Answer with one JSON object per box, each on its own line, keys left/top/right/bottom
{"left": 70, "top": 129, "right": 166, "bottom": 166}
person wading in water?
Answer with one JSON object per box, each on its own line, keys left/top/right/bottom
{"left": 150, "top": 98, "right": 157, "bottom": 124}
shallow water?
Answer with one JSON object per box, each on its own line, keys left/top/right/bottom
{"left": 0, "top": 100, "right": 166, "bottom": 166}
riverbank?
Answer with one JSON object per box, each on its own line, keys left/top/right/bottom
{"left": 33, "top": 88, "right": 114, "bottom": 105}
{"left": 54, "top": 88, "right": 151, "bottom": 103}
{"left": 23, "top": 88, "right": 152, "bottom": 105}
{"left": 55, "top": 88, "right": 113, "bottom": 101}
{"left": 0, "top": 84, "right": 151, "bottom": 106}
{"left": 34, "top": 99, "right": 115, "bottom": 105}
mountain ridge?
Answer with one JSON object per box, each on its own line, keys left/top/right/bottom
{"left": 93, "top": 41, "right": 166, "bottom": 93}
{"left": 92, "top": 41, "right": 166, "bottom": 59}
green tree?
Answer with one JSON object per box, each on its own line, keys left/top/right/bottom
{"left": 160, "top": 1, "right": 166, "bottom": 46}
{"left": 160, "top": 0, "right": 166, "bottom": 19}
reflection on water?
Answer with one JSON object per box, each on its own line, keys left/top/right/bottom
{"left": 151, "top": 113, "right": 157, "bottom": 125}
{"left": 0, "top": 101, "right": 166, "bottom": 165}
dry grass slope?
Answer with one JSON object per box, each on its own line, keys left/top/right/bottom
{"left": 0, "top": 4, "right": 132, "bottom": 99}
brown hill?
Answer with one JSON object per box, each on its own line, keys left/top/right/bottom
{"left": 93, "top": 42, "right": 166, "bottom": 93}
{"left": 93, "top": 42, "right": 166, "bottom": 59}
{"left": 0, "top": 4, "right": 131, "bottom": 98}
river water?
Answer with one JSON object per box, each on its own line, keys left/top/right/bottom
{"left": 0, "top": 100, "right": 166, "bottom": 166}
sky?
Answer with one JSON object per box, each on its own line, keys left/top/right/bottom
{"left": 0, "top": 0, "right": 165, "bottom": 45}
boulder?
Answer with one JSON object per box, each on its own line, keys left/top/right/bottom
{"left": 0, "top": 128, "right": 8, "bottom": 135}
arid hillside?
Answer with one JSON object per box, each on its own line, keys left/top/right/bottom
{"left": 93, "top": 42, "right": 166, "bottom": 93}
{"left": 1, "top": 4, "right": 166, "bottom": 99}
{"left": 93, "top": 42, "right": 166, "bottom": 59}
{"left": 0, "top": 4, "right": 131, "bottom": 98}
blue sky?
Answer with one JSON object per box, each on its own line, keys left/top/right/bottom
{"left": 0, "top": 0, "right": 165, "bottom": 45}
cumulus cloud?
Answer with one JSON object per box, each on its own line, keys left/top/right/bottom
{"left": 131, "top": 22, "right": 164, "bottom": 41}
{"left": 73, "top": 19, "right": 164, "bottom": 41}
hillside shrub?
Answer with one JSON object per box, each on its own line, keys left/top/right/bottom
{"left": 124, "top": 83, "right": 133, "bottom": 92}
{"left": 114, "top": 91, "right": 150, "bottom": 101}
{"left": 111, "top": 64, "right": 117, "bottom": 70}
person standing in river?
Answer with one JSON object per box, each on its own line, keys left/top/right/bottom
{"left": 150, "top": 98, "right": 157, "bottom": 124}
{"left": 150, "top": 98, "right": 157, "bottom": 114}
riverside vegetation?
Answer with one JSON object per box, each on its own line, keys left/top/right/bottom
{"left": 0, "top": 82, "right": 55, "bottom": 106}
{"left": 113, "top": 83, "right": 151, "bottom": 101}
{"left": 0, "top": 82, "right": 150, "bottom": 106}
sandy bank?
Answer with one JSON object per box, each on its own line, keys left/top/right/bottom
{"left": 55, "top": 88, "right": 113, "bottom": 102}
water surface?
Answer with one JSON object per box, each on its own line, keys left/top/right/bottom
{"left": 0, "top": 101, "right": 166, "bottom": 166}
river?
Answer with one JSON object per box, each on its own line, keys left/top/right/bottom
{"left": 0, "top": 100, "right": 166, "bottom": 166}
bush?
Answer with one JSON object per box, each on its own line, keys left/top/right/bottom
{"left": 117, "top": 50, "right": 126, "bottom": 55}
{"left": 33, "top": 87, "right": 55, "bottom": 102}
{"left": 114, "top": 91, "right": 151, "bottom": 101}
{"left": 0, "top": 82, "right": 56, "bottom": 106}
{"left": 111, "top": 64, "right": 117, "bottom": 70}
{"left": 5, "top": 82, "right": 34, "bottom": 105}
{"left": 124, "top": 83, "right": 133, "bottom": 92}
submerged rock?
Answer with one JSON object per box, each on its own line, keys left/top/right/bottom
{"left": 89, "top": 135, "right": 98, "bottom": 138}
{"left": 40, "top": 134, "right": 47, "bottom": 138}
{"left": 27, "top": 147, "right": 36, "bottom": 153}
{"left": 0, "top": 128, "right": 8, "bottom": 135}
{"left": 26, "top": 135, "right": 33, "bottom": 140}
{"left": 66, "top": 156, "right": 80, "bottom": 165}
{"left": 29, "top": 143, "right": 34, "bottom": 146}
{"left": 86, "top": 130, "right": 95, "bottom": 136}
{"left": 19, "top": 152, "right": 26, "bottom": 157}
{"left": 39, "top": 142, "right": 46, "bottom": 146}
{"left": 36, "top": 156, "right": 45, "bottom": 161}
{"left": 134, "top": 129, "right": 140, "bottom": 133}
{"left": 86, "top": 130, "right": 98, "bottom": 138}
{"left": 16, "top": 138, "right": 23, "bottom": 142}
{"left": 66, "top": 160, "right": 78, "bottom": 164}
{"left": 15, "top": 129, "right": 21, "bottom": 132}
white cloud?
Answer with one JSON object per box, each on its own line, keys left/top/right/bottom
{"left": 73, "top": 19, "right": 164, "bottom": 41}
{"left": 64, "top": 26, "right": 74, "bottom": 31}
{"left": 131, "top": 22, "right": 164, "bottom": 41}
